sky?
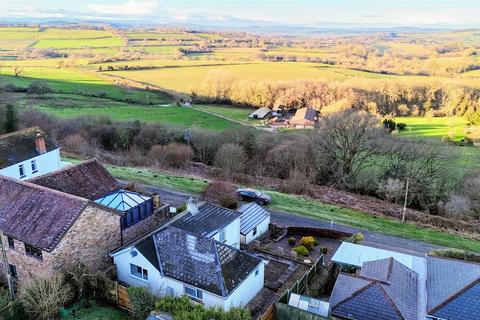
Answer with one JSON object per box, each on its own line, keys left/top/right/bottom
{"left": 1, "top": 0, "right": 479, "bottom": 27}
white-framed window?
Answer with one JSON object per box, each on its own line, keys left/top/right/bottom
{"left": 31, "top": 160, "right": 38, "bottom": 173}
{"left": 252, "top": 227, "right": 258, "bottom": 236}
{"left": 130, "top": 264, "right": 148, "bottom": 280}
{"left": 18, "top": 165, "right": 25, "bottom": 178}
{"left": 184, "top": 286, "right": 203, "bottom": 300}
{"left": 219, "top": 228, "right": 226, "bottom": 243}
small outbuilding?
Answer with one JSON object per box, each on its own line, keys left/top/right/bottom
{"left": 249, "top": 107, "right": 272, "bottom": 120}
{"left": 238, "top": 202, "right": 270, "bottom": 245}
{"left": 288, "top": 293, "right": 330, "bottom": 318}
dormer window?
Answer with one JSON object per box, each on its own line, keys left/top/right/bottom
{"left": 18, "top": 165, "right": 25, "bottom": 178}
{"left": 31, "top": 160, "right": 38, "bottom": 173}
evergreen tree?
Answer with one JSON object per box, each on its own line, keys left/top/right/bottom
{"left": 5, "top": 104, "right": 18, "bottom": 133}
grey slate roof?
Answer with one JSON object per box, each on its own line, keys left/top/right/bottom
{"left": 0, "top": 127, "right": 58, "bottom": 169}
{"left": 171, "top": 202, "right": 241, "bottom": 238}
{"left": 29, "top": 159, "right": 121, "bottom": 200}
{"left": 329, "top": 258, "right": 419, "bottom": 320}
{"left": 426, "top": 255, "right": 480, "bottom": 316}
{"left": 138, "top": 226, "right": 262, "bottom": 297}
{"left": 0, "top": 175, "right": 88, "bottom": 252}
{"left": 238, "top": 202, "right": 270, "bottom": 235}
{"left": 249, "top": 107, "right": 271, "bottom": 119}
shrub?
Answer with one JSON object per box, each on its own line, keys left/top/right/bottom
{"left": 346, "top": 232, "right": 364, "bottom": 244}
{"left": 396, "top": 123, "right": 407, "bottom": 130}
{"left": 293, "top": 245, "right": 309, "bottom": 257}
{"left": 320, "top": 247, "right": 328, "bottom": 254}
{"left": 300, "top": 236, "right": 317, "bottom": 251}
{"left": 430, "top": 248, "right": 480, "bottom": 263}
{"left": 202, "top": 180, "right": 239, "bottom": 209}
{"left": 443, "top": 194, "right": 471, "bottom": 219}
{"left": 19, "top": 274, "right": 73, "bottom": 320}
{"left": 148, "top": 143, "right": 193, "bottom": 169}
{"left": 214, "top": 143, "right": 247, "bottom": 176}
{"left": 288, "top": 237, "right": 296, "bottom": 246}
{"left": 127, "top": 286, "right": 157, "bottom": 320}
{"left": 382, "top": 119, "right": 396, "bottom": 132}
{"left": 27, "top": 81, "right": 52, "bottom": 97}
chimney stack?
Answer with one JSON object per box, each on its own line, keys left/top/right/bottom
{"left": 35, "top": 133, "right": 47, "bottom": 154}
{"left": 186, "top": 197, "right": 199, "bottom": 216}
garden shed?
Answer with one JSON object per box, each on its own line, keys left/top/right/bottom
{"left": 238, "top": 202, "right": 270, "bottom": 245}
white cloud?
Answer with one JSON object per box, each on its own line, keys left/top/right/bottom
{"left": 88, "top": 0, "right": 159, "bottom": 16}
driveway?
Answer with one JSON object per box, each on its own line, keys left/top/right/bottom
{"left": 133, "top": 183, "right": 441, "bottom": 257}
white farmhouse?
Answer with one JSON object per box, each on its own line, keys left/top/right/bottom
{"left": 170, "top": 198, "right": 241, "bottom": 249}
{"left": 0, "top": 127, "right": 61, "bottom": 180}
{"left": 238, "top": 203, "right": 271, "bottom": 245}
{"left": 111, "top": 226, "right": 265, "bottom": 310}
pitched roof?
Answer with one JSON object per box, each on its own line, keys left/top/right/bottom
{"left": 0, "top": 127, "right": 58, "bottom": 169}
{"left": 330, "top": 258, "right": 419, "bottom": 320}
{"left": 291, "top": 107, "right": 317, "bottom": 123}
{"left": 0, "top": 175, "right": 88, "bottom": 252}
{"left": 426, "top": 255, "right": 480, "bottom": 315}
{"left": 140, "top": 227, "right": 261, "bottom": 297}
{"left": 29, "top": 159, "right": 121, "bottom": 200}
{"left": 238, "top": 202, "right": 270, "bottom": 235}
{"left": 95, "top": 190, "right": 151, "bottom": 212}
{"left": 249, "top": 107, "right": 271, "bottom": 119}
{"left": 171, "top": 202, "right": 241, "bottom": 238}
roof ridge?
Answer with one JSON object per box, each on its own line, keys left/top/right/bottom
{"left": 377, "top": 282, "right": 406, "bottom": 320}
{"left": 28, "top": 158, "right": 99, "bottom": 180}
{"left": 331, "top": 275, "right": 373, "bottom": 308}
{"left": 427, "top": 254, "right": 480, "bottom": 266}
{"left": 0, "top": 126, "right": 42, "bottom": 140}
{"left": 0, "top": 174, "right": 88, "bottom": 203}
{"left": 428, "top": 276, "right": 480, "bottom": 314}
{"left": 212, "top": 240, "right": 228, "bottom": 297}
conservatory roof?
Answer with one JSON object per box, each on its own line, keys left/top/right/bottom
{"left": 95, "top": 190, "right": 150, "bottom": 212}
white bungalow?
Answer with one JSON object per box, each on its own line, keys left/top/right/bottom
{"left": 111, "top": 226, "right": 265, "bottom": 310}
{"left": 238, "top": 203, "right": 270, "bottom": 245}
{"left": 0, "top": 127, "right": 61, "bottom": 180}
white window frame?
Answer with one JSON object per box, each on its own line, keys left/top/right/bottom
{"left": 219, "top": 228, "right": 226, "bottom": 243}
{"left": 31, "top": 160, "right": 38, "bottom": 173}
{"left": 184, "top": 286, "right": 203, "bottom": 300}
{"left": 18, "top": 165, "right": 25, "bottom": 178}
{"left": 130, "top": 263, "right": 149, "bottom": 281}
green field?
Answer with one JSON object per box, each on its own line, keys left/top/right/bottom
{"left": 33, "top": 37, "right": 124, "bottom": 49}
{"left": 36, "top": 104, "right": 240, "bottom": 131}
{"left": 195, "top": 105, "right": 254, "bottom": 122}
{"left": 395, "top": 116, "right": 468, "bottom": 140}
{"left": 107, "top": 62, "right": 394, "bottom": 95}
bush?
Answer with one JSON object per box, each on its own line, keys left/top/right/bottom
{"left": 148, "top": 143, "right": 193, "bottom": 169}
{"left": 127, "top": 286, "right": 157, "bottom": 320}
{"left": 214, "top": 143, "right": 247, "bottom": 176}
{"left": 300, "top": 236, "right": 317, "bottom": 251}
{"left": 293, "top": 245, "right": 309, "bottom": 257}
{"left": 19, "top": 274, "right": 73, "bottom": 320}
{"left": 320, "top": 247, "right": 328, "bottom": 254}
{"left": 27, "top": 81, "right": 52, "bottom": 97}
{"left": 396, "top": 123, "right": 407, "bottom": 130}
{"left": 202, "top": 181, "right": 239, "bottom": 209}
{"left": 346, "top": 232, "right": 364, "bottom": 244}
{"left": 430, "top": 248, "right": 480, "bottom": 263}
{"left": 288, "top": 237, "right": 296, "bottom": 246}
{"left": 443, "top": 194, "right": 471, "bottom": 219}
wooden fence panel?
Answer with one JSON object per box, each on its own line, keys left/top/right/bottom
{"left": 259, "top": 304, "right": 275, "bottom": 320}
{"left": 117, "top": 284, "right": 132, "bottom": 311}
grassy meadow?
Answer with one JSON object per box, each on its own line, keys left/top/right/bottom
{"left": 395, "top": 116, "right": 469, "bottom": 140}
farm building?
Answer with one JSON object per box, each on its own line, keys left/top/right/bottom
{"left": 289, "top": 107, "right": 317, "bottom": 128}
{"left": 111, "top": 226, "right": 265, "bottom": 310}
{"left": 0, "top": 127, "right": 61, "bottom": 180}
{"left": 238, "top": 202, "right": 270, "bottom": 245}
{"left": 171, "top": 198, "right": 241, "bottom": 249}
{"left": 249, "top": 107, "right": 272, "bottom": 120}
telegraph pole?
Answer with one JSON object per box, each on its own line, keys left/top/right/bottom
{"left": 402, "top": 179, "right": 410, "bottom": 224}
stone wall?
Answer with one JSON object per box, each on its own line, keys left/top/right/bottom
{"left": 52, "top": 205, "right": 122, "bottom": 273}
{"left": 122, "top": 204, "right": 170, "bottom": 243}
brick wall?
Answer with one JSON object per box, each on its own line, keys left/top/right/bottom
{"left": 122, "top": 204, "right": 170, "bottom": 243}
{"left": 0, "top": 205, "right": 122, "bottom": 288}
{"left": 52, "top": 205, "right": 122, "bottom": 273}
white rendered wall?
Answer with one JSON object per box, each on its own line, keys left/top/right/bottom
{"left": 0, "top": 148, "right": 61, "bottom": 180}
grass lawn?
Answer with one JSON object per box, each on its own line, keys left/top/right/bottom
{"left": 395, "top": 116, "right": 468, "bottom": 140}
{"left": 195, "top": 105, "right": 255, "bottom": 123}
{"left": 33, "top": 37, "right": 124, "bottom": 49}
{"left": 37, "top": 104, "right": 241, "bottom": 131}
{"left": 63, "top": 303, "right": 128, "bottom": 320}
{"left": 100, "top": 163, "right": 480, "bottom": 252}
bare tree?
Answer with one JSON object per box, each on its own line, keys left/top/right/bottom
{"left": 308, "top": 110, "right": 385, "bottom": 188}
{"left": 13, "top": 67, "right": 23, "bottom": 77}
{"left": 214, "top": 143, "right": 247, "bottom": 177}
